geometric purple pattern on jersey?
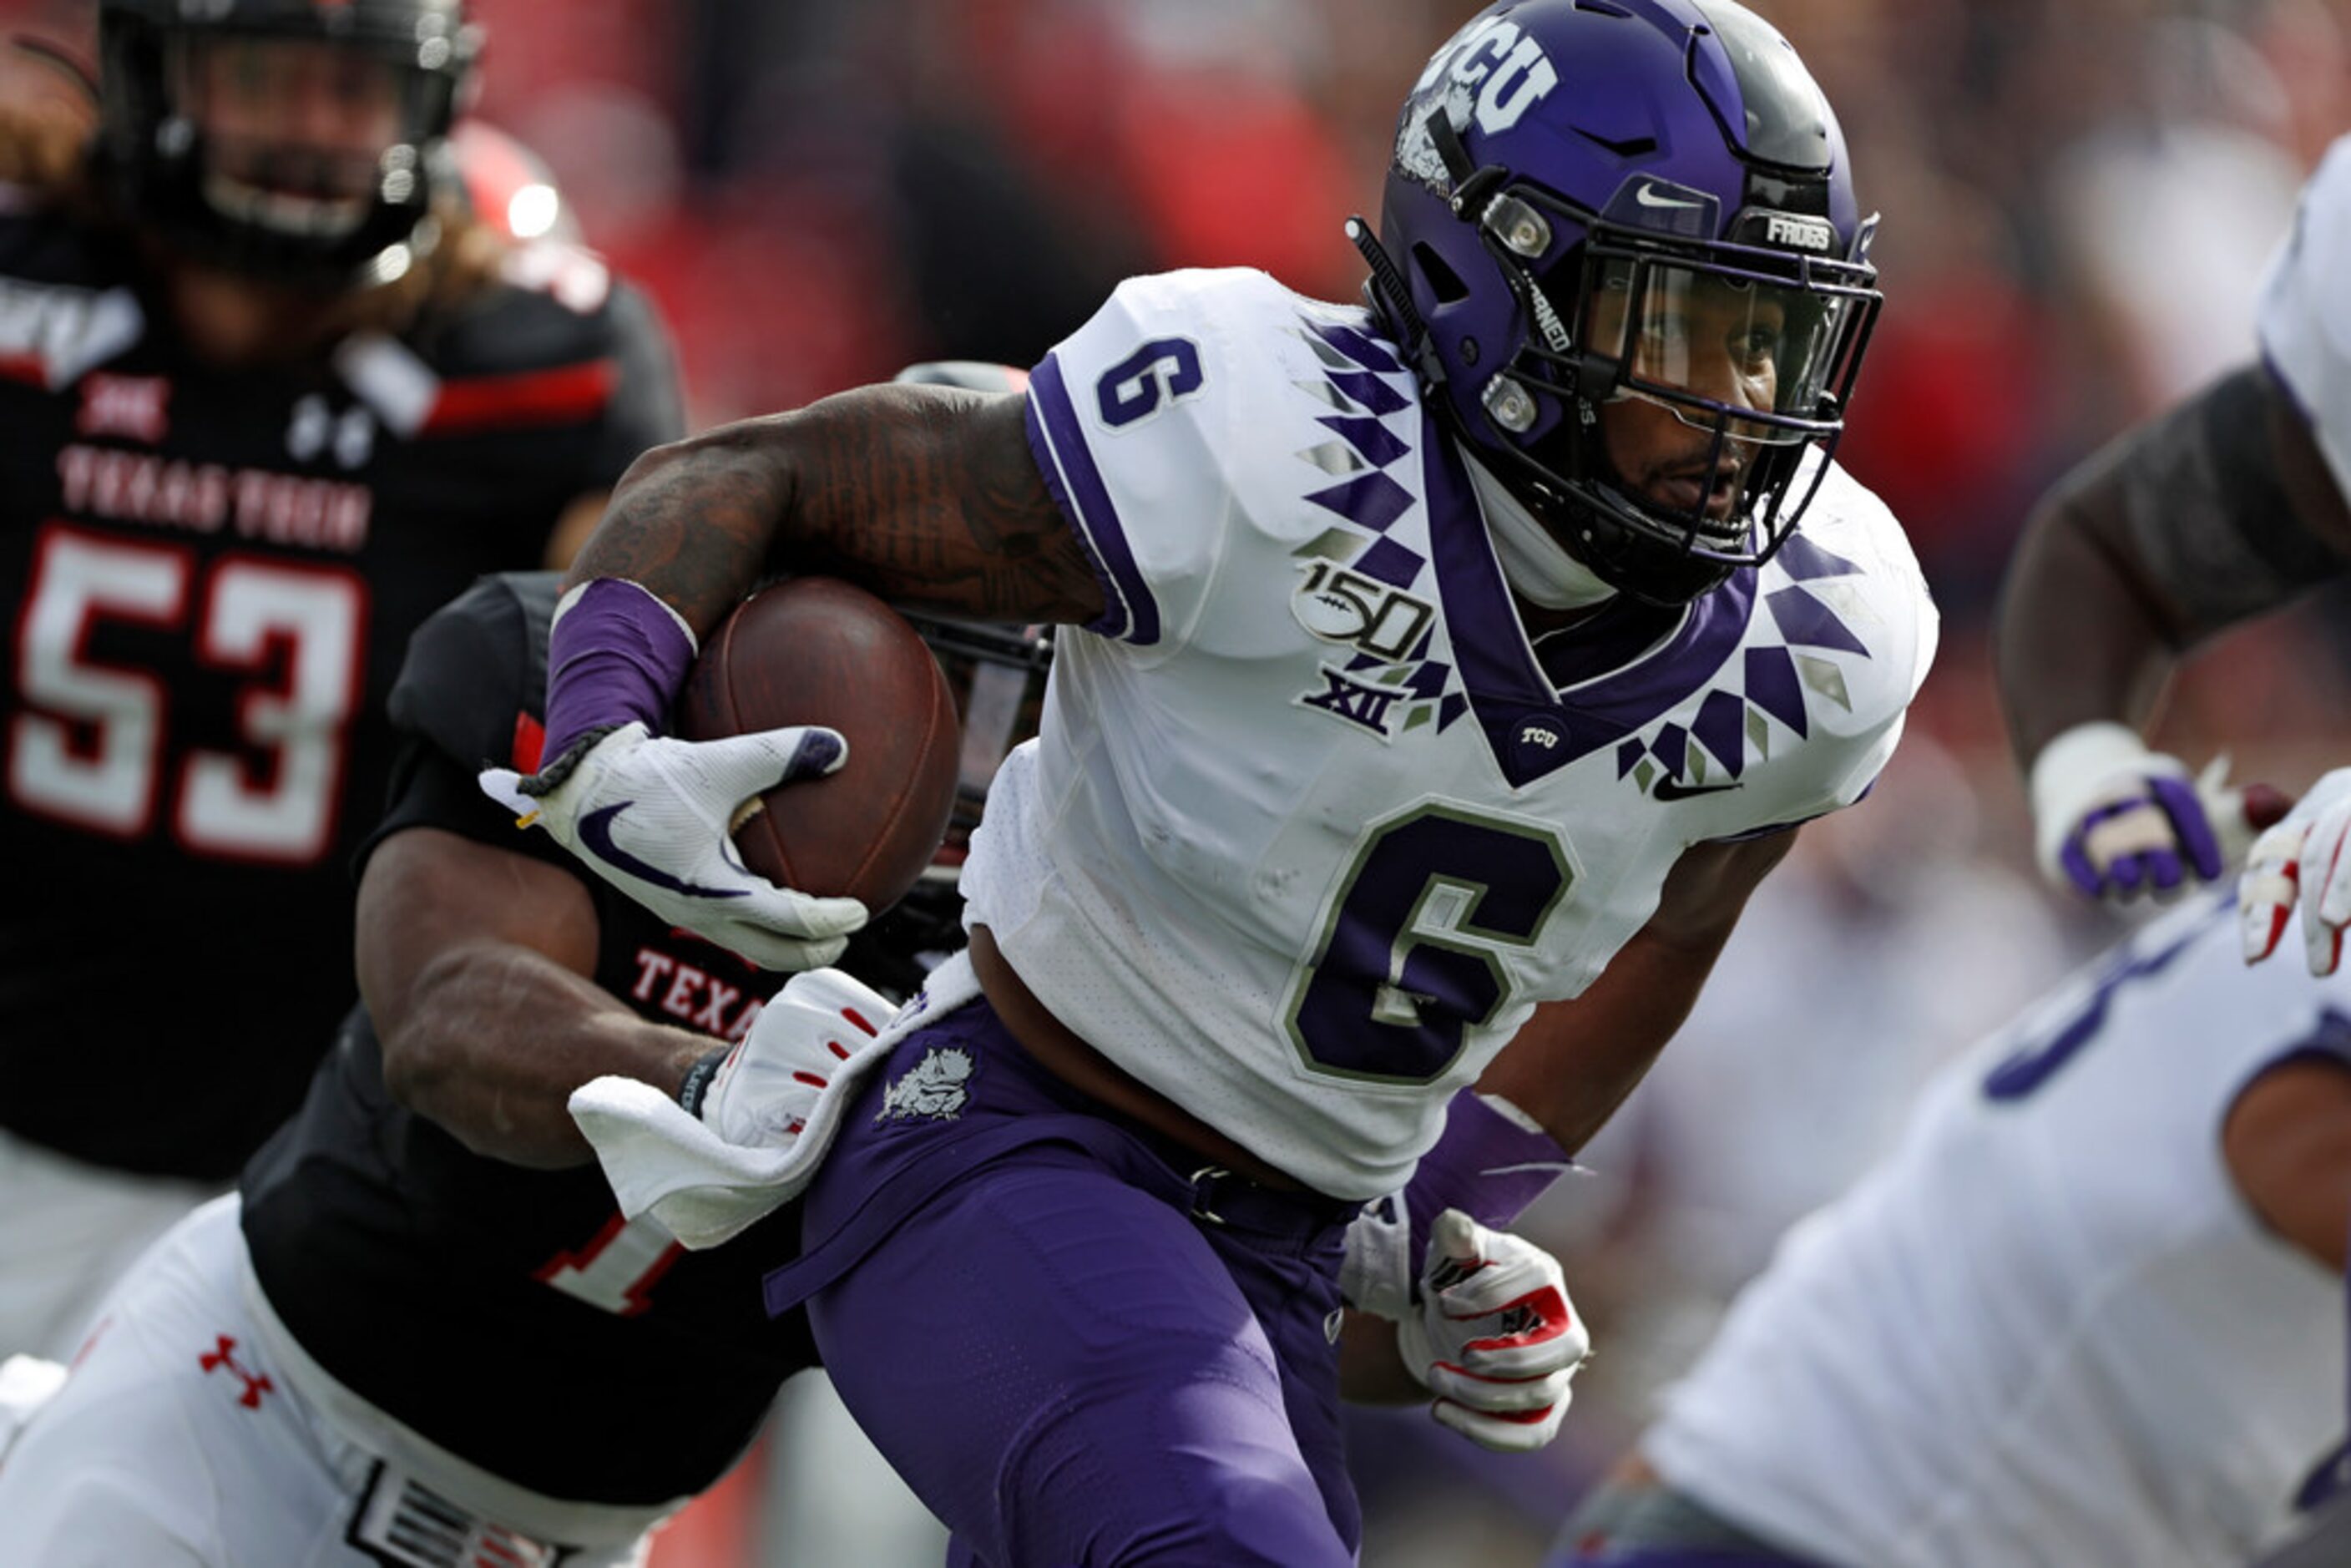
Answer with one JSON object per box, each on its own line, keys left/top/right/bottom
{"left": 1772, "top": 532, "right": 1863, "bottom": 583}
{"left": 1648, "top": 723, "right": 1688, "bottom": 780}
{"left": 1406, "top": 660, "right": 1450, "bottom": 700}
{"left": 1743, "top": 645, "right": 1808, "bottom": 738}
{"left": 1418, "top": 415, "right": 1761, "bottom": 787}
{"left": 1617, "top": 738, "right": 1645, "bottom": 779}
{"left": 1765, "top": 584, "right": 1868, "bottom": 657}
{"left": 1318, "top": 414, "right": 1409, "bottom": 470}
{"left": 1345, "top": 650, "right": 1383, "bottom": 673}
{"left": 1305, "top": 471, "right": 1414, "bottom": 535}
{"left": 1693, "top": 689, "right": 1749, "bottom": 779}
{"left": 1327, "top": 370, "right": 1409, "bottom": 417}
{"left": 1353, "top": 534, "right": 1426, "bottom": 588}
{"left": 1312, "top": 321, "right": 1403, "bottom": 375}
{"left": 1438, "top": 692, "right": 1469, "bottom": 731}
{"left": 1408, "top": 625, "right": 1435, "bottom": 663}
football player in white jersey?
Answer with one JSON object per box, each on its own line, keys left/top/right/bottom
{"left": 480, "top": 3, "right": 1935, "bottom": 1561}
{"left": 1550, "top": 771, "right": 2351, "bottom": 1568}
{"left": 2000, "top": 136, "right": 2351, "bottom": 920}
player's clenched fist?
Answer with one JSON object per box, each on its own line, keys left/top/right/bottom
{"left": 480, "top": 721, "right": 867, "bottom": 972}
{"left": 1398, "top": 1210, "right": 1589, "bottom": 1454}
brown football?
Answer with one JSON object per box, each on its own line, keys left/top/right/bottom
{"left": 675, "top": 576, "right": 960, "bottom": 913}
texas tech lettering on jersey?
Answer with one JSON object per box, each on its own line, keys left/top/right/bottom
{"left": 240, "top": 574, "right": 899, "bottom": 1503}
{"left": 0, "top": 195, "right": 680, "bottom": 1182}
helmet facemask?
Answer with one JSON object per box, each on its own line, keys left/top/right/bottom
{"left": 1468, "top": 185, "right": 1881, "bottom": 604}
{"left": 1359, "top": 0, "right": 1884, "bottom": 608}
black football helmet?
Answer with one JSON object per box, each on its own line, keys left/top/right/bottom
{"left": 94, "top": 0, "right": 480, "bottom": 290}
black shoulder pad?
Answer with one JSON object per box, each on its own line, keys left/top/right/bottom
{"left": 387, "top": 571, "right": 561, "bottom": 771}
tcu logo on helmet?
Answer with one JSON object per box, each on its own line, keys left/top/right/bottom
{"left": 1408, "top": 13, "right": 1559, "bottom": 135}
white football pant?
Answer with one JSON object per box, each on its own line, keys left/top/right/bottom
{"left": 0, "top": 1196, "right": 670, "bottom": 1568}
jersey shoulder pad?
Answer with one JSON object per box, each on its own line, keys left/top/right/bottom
{"left": 1738, "top": 459, "right": 1939, "bottom": 819}
{"left": 1027, "top": 268, "right": 1424, "bottom": 649}
{"left": 2257, "top": 134, "right": 2351, "bottom": 502}
{"left": 377, "top": 264, "right": 682, "bottom": 448}
{"left": 387, "top": 571, "right": 560, "bottom": 771}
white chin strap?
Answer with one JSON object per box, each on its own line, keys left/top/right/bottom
{"left": 1459, "top": 448, "right": 1617, "bottom": 612}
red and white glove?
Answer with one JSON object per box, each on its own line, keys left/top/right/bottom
{"left": 1394, "top": 1210, "right": 1588, "bottom": 1453}
{"left": 2242, "top": 771, "right": 2351, "bottom": 975}
{"left": 693, "top": 968, "right": 892, "bottom": 1146}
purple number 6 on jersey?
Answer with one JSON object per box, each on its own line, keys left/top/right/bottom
{"left": 1287, "top": 806, "right": 1571, "bottom": 1084}
{"left": 1095, "top": 337, "right": 1205, "bottom": 428}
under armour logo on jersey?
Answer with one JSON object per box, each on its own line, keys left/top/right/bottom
{"left": 286, "top": 393, "right": 376, "bottom": 469}
{"left": 875, "top": 1046, "right": 974, "bottom": 1123}
{"left": 198, "top": 1334, "right": 273, "bottom": 1409}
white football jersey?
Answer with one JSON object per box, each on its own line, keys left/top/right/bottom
{"left": 961, "top": 267, "right": 1936, "bottom": 1198}
{"left": 2258, "top": 133, "right": 2351, "bottom": 505}
{"left": 1648, "top": 893, "right": 2349, "bottom": 1568}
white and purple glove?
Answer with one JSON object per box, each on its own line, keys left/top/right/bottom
{"left": 481, "top": 720, "right": 867, "bottom": 970}
{"left": 2242, "top": 770, "right": 2351, "bottom": 975}
{"left": 478, "top": 579, "right": 867, "bottom": 970}
{"left": 2030, "top": 722, "right": 2280, "bottom": 903}
{"left": 1345, "top": 1201, "right": 1588, "bottom": 1453}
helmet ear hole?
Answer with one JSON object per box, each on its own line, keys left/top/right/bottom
{"left": 1412, "top": 241, "right": 1472, "bottom": 306}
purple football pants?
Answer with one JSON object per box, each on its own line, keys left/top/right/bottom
{"left": 761, "top": 995, "right": 1362, "bottom": 1568}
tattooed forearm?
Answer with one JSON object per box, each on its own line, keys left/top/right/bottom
{"left": 567, "top": 387, "right": 1104, "bottom": 635}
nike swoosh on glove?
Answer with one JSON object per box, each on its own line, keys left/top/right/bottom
{"left": 1398, "top": 1210, "right": 1589, "bottom": 1454}
{"left": 480, "top": 721, "right": 867, "bottom": 970}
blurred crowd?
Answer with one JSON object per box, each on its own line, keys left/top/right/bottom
{"left": 8, "top": 0, "right": 2350, "bottom": 1562}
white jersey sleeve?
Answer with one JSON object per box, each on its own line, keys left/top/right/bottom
{"left": 1024, "top": 267, "right": 1345, "bottom": 658}
{"left": 1646, "top": 894, "right": 2350, "bottom": 1568}
{"left": 2257, "top": 134, "right": 2351, "bottom": 504}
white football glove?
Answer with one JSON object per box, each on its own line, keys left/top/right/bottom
{"left": 478, "top": 721, "right": 868, "bottom": 971}
{"left": 2030, "top": 723, "right": 2251, "bottom": 903}
{"left": 2242, "top": 770, "right": 2351, "bottom": 975}
{"left": 1351, "top": 1205, "right": 1588, "bottom": 1454}
{"left": 700, "top": 967, "right": 892, "bottom": 1146}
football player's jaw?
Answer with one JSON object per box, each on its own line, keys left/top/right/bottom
{"left": 1592, "top": 290, "right": 1782, "bottom": 521}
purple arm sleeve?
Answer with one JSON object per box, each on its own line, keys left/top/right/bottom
{"left": 1403, "top": 1088, "right": 1575, "bottom": 1272}
{"left": 540, "top": 579, "right": 698, "bottom": 763}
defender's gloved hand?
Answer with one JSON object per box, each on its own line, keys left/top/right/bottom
{"left": 2242, "top": 771, "right": 2351, "bottom": 975}
{"left": 1361, "top": 1206, "right": 1588, "bottom": 1453}
{"left": 684, "top": 967, "right": 892, "bottom": 1146}
{"left": 479, "top": 721, "right": 867, "bottom": 971}
{"left": 2031, "top": 723, "right": 2252, "bottom": 903}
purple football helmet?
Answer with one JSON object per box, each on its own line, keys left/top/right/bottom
{"left": 1359, "top": 0, "right": 1882, "bottom": 605}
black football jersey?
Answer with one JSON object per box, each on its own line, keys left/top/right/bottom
{"left": 0, "top": 199, "right": 681, "bottom": 1179}
{"left": 241, "top": 572, "right": 921, "bottom": 1504}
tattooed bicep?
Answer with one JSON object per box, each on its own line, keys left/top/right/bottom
{"left": 794, "top": 387, "right": 1106, "bottom": 626}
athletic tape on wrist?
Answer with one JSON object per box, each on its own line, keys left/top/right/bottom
{"left": 675, "top": 1045, "right": 733, "bottom": 1120}
{"left": 540, "top": 579, "right": 700, "bottom": 766}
